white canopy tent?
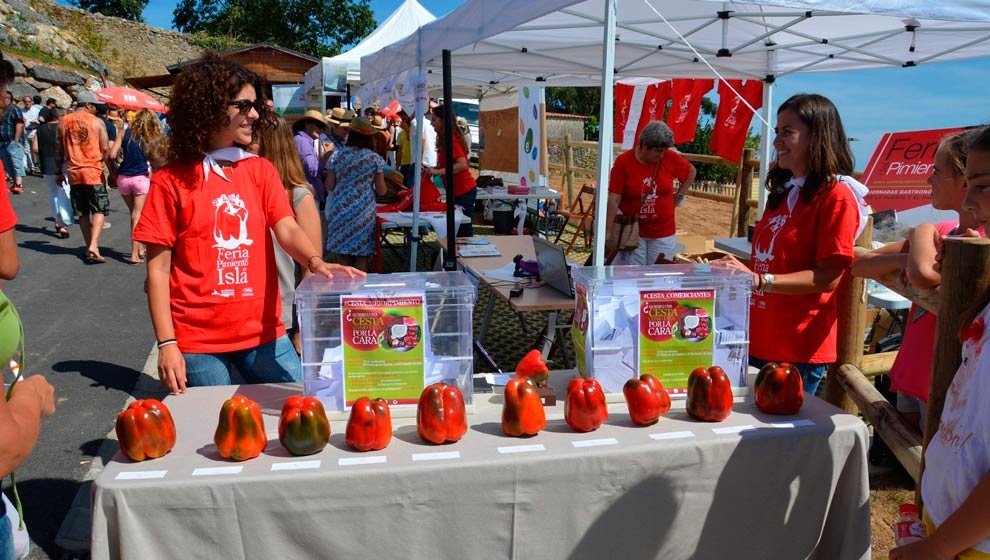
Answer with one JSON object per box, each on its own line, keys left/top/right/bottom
{"left": 361, "top": 0, "right": 990, "bottom": 265}
{"left": 301, "top": 0, "right": 435, "bottom": 108}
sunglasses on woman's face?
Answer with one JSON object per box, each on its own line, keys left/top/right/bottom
{"left": 227, "top": 98, "right": 265, "bottom": 115}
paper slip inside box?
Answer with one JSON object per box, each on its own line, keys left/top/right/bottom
{"left": 458, "top": 245, "right": 501, "bottom": 257}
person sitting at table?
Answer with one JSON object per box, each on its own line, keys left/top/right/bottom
{"left": 133, "top": 53, "right": 362, "bottom": 395}
{"left": 324, "top": 116, "right": 386, "bottom": 272}
{"left": 716, "top": 93, "right": 861, "bottom": 395}
{"left": 852, "top": 127, "right": 984, "bottom": 431}
{"left": 605, "top": 121, "right": 696, "bottom": 265}
{"left": 427, "top": 104, "right": 476, "bottom": 237}
{"left": 889, "top": 126, "right": 990, "bottom": 560}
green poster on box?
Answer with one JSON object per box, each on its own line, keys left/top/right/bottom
{"left": 572, "top": 283, "right": 590, "bottom": 377}
{"left": 340, "top": 294, "right": 426, "bottom": 406}
{"left": 638, "top": 289, "right": 716, "bottom": 394}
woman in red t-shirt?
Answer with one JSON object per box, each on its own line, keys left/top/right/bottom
{"left": 606, "top": 121, "right": 696, "bottom": 265}
{"left": 718, "top": 94, "right": 860, "bottom": 395}
{"left": 134, "top": 54, "right": 363, "bottom": 395}
{"left": 427, "top": 104, "right": 476, "bottom": 236}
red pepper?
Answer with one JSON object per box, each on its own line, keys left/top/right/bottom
{"left": 622, "top": 374, "right": 671, "bottom": 426}
{"left": 345, "top": 397, "right": 392, "bottom": 451}
{"left": 115, "top": 399, "right": 177, "bottom": 462}
{"left": 278, "top": 396, "right": 331, "bottom": 456}
{"left": 515, "top": 349, "right": 550, "bottom": 386}
{"left": 502, "top": 377, "right": 546, "bottom": 437}
{"left": 754, "top": 362, "right": 804, "bottom": 415}
{"left": 686, "top": 366, "right": 734, "bottom": 422}
{"left": 417, "top": 383, "right": 468, "bottom": 444}
{"left": 214, "top": 395, "right": 267, "bottom": 461}
{"left": 564, "top": 377, "right": 609, "bottom": 432}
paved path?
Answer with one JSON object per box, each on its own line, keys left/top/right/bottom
{"left": 2, "top": 174, "right": 162, "bottom": 559}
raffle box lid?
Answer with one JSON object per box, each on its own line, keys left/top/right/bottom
{"left": 295, "top": 272, "right": 476, "bottom": 413}
{"left": 570, "top": 264, "right": 751, "bottom": 395}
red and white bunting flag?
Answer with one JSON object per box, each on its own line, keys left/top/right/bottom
{"left": 710, "top": 79, "right": 764, "bottom": 162}
{"left": 615, "top": 80, "right": 670, "bottom": 149}
{"left": 666, "top": 79, "right": 714, "bottom": 144}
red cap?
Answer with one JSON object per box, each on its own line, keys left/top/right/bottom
{"left": 899, "top": 503, "right": 918, "bottom": 516}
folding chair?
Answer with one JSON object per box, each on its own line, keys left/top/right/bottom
{"left": 554, "top": 184, "right": 597, "bottom": 255}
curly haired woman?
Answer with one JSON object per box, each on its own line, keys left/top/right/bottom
{"left": 109, "top": 109, "right": 162, "bottom": 264}
{"left": 133, "top": 53, "right": 363, "bottom": 394}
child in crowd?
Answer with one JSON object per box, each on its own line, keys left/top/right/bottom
{"left": 852, "top": 128, "right": 984, "bottom": 431}
{"left": 890, "top": 127, "right": 990, "bottom": 559}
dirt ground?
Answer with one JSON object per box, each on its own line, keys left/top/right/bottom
{"left": 543, "top": 175, "right": 912, "bottom": 558}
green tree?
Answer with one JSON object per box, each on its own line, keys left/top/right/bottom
{"left": 74, "top": 0, "right": 148, "bottom": 22}
{"left": 546, "top": 87, "right": 601, "bottom": 139}
{"left": 173, "top": 0, "right": 375, "bottom": 58}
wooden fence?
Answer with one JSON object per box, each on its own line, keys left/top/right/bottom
{"left": 547, "top": 136, "right": 759, "bottom": 237}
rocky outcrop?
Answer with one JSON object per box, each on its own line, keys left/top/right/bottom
{"left": 28, "top": 65, "right": 84, "bottom": 86}
{"left": 38, "top": 85, "right": 71, "bottom": 107}
{"left": 8, "top": 77, "right": 38, "bottom": 100}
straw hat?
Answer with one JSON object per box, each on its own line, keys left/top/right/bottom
{"left": 326, "top": 107, "right": 355, "bottom": 127}
{"left": 348, "top": 116, "right": 375, "bottom": 136}
{"left": 297, "top": 109, "right": 327, "bottom": 130}
{"left": 384, "top": 168, "right": 404, "bottom": 186}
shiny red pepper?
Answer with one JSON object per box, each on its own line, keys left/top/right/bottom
{"left": 515, "top": 349, "right": 550, "bottom": 386}
{"left": 115, "top": 399, "right": 177, "bottom": 462}
{"left": 417, "top": 383, "right": 468, "bottom": 444}
{"left": 502, "top": 377, "right": 546, "bottom": 437}
{"left": 622, "top": 374, "right": 671, "bottom": 426}
{"left": 754, "top": 362, "right": 804, "bottom": 415}
{"left": 278, "top": 396, "right": 331, "bottom": 456}
{"left": 565, "top": 377, "right": 608, "bottom": 432}
{"left": 686, "top": 366, "right": 734, "bottom": 422}
{"left": 345, "top": 397, "right": 392, "bottom": 451}
{"left": 214, "top": 395, "right": 267, "bottom": 461}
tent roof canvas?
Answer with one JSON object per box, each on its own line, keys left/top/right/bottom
{"left": 324, "top": 0, "right": 435, "bottom": 83}
{"left": 360, "top": 0, "right": 990, "bottom": 89}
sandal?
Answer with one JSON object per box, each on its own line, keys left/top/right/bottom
{"left": 56, "top": 226, "right": 70, "bottom": 239}
{"left": 126, "top": 257, "right": 144, "bottom": 265}
{"left": 85, "top": 252, "right": 107, "bottom": 264}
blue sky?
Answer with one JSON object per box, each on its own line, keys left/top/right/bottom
{"left": 96, "top": 0, "right": 990, "bottom": 170}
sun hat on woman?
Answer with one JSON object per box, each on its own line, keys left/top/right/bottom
{"left": 348, "top": 116, "right": 375, "bottom": 136}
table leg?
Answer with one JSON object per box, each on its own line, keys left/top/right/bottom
{"left": 474, "top": 290, "right": 499, "bottom": 371}
{"left": 540, "top": 311, "right": 559, "bottom": 359}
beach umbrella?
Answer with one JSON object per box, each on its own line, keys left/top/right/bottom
{"left": 95, "top": 87, "right": 165, "bottom": 112}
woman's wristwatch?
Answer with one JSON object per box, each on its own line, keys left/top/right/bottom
{"left": 757, "top": 273, "right": 776, "bottom": 295}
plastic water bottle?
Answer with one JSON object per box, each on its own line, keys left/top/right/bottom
{"left": 894, "top": 503, "right": 926, "bottom": 546}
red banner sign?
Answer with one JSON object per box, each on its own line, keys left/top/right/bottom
{"left": 861, "top": 127, "right": 963, "bottom": 212}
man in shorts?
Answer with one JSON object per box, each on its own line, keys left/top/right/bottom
{"left": 61, "top": 91, "right": 109, "bottom": 263}
{"left": 0, "top": 91, "right": 24, "bottom": 194}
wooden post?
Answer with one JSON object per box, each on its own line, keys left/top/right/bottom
{"left": 823, "top": 218, "right": 873, "bottom": 414}
{"left": 918, "top": 237, "right": 990, "bottom": 504}
{"left": 835, "top": 364, "right": 923, "bottom": 482}
{"left": 564, "top": 134, "right": 576, "bottom": 206}
{"left": 732, "top": 149, "right": 755, "bottom": 237}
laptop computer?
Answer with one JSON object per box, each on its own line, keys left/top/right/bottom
{"left": 532, "top": 236, "right": 574, "bottom": 297}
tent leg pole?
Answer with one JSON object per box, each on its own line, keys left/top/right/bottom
{"left": 757, "top": 79, "right": 774, "bottom": 215}
{"left": 592, "top": 0, "right": 617, "bottom": 266}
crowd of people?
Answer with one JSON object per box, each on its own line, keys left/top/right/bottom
{"left": 1, "top": 46, "right": 990, "bottom": 558}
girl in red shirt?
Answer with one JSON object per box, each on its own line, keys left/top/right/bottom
{"left": 134, "top": 54, "right": 363, "bottom": 395}
{"left": 718, "top": 94, "right": 860, "bottom": 395}
{"left": 428, "top": 104, "right": 476, "bottom": 236}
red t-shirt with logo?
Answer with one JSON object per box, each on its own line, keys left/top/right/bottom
{"left": 437, "top": 139, "right": 475, "bottom": 197}
{"left": 749, "top": 181, "right": 859, "bottom": 364}
{"left": 608, "top": 149, "right": 692, "bottom": 238}
{"left": 133, "top": 157, "right": 294, "bottom": 353}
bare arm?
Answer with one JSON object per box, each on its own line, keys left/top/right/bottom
{"left": 677, "top": 164, "right": 697, "bottom": 196}
{"left": 146, "top": 244, "right": 186, "bottom": 394}
{"left": 0, "top": 375, "right": 55, "bottom": 477}
{"left": 851, "top": 240, "right": 908, "bottom": 279}
{"left": 291, "top": 190, "right": 322, "bottom": 278}
{"left": 272, "top": 216, "right": 364, "bottom": 280}
{"left": 430, "top": 157, "right": 469, "bottom": 175}
{"left": 374, "top": 172, "right": 387, "bottom": 196}
{"left": 98, "top": 124, "right": 109, "bottom": 157}
{"left": 0, "top": 227, "right": 19, "bottom": 280}
{"left": 716, "top": 256, "right": 848, "bottom": 295}
{"left": 890, "top": 471, "right": 990, "bottom": 560}
{"left": 324, "top": 170, "right": 336, "bottom": 194}
{"left": 605, "top": 192, "right": 622, "bottom": 249}
{"left": 905, "top": 223, "right": 943, "bottom": 288}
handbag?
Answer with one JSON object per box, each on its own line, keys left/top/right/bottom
{"left": 607, "top": 159, "right": 660, "bottom": 252}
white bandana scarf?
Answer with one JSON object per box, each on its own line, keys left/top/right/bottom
{"left": 785, "top": 175, "right": 870, "bottom": 239}
{"left": 202, "top": 147, "right": 257, "bottom": 182}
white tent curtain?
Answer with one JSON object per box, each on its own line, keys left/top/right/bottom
{"left": 360, "top": 0, "right": 990, "bottom": 263}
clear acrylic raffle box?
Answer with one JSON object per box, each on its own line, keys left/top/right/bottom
{"left": 295, "top": 271, "right": 476, "bottom": 414}
{"left": 571, "top": 264, "right": 751, "bottom": 395}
